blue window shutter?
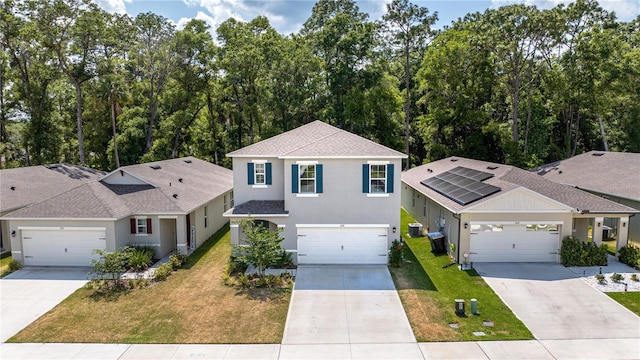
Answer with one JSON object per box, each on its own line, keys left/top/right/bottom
{"left": 265, "top": 163, "right": 272, "bottom": 185}
{"left": 362, "top": 164, "right": 369, "bottom": 193}
{"left": 291, "top": 164, "right": 299, "bottom": 193}
{"left": 316, "top": 164, "right": 323, "bottom": 193}
{"left": 387, "top": 164, "right": 394, "bottom": 193}
{"left": 247, "top": 163, "right": 254, "bottom": 185}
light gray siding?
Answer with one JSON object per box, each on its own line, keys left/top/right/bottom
{"left": 232, "top": 157, "right": 284, "bottom": 204}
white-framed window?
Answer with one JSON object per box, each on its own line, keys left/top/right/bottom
{"left": 299, "top": 164, "right": 316, "bottom": 193}
{"left": 254, "top": 163, "right": 266, "bottom": 185}
{"left": 136, "top": 219, "right": 147, "bottom": 234}
{"left": 370, "top": 164, "right": 386, "bottom": 193}
{"left": 230, "top": 190, "right": 234, "bottom": 208}
{"left": 204, "top": 205, "right": 208, "bottom": 228}
{"left": 412, "top": 189, "right": 416, "bottom": 207}
{"left": 423, "top": 198, "right": 427, "bottom": 217}
{"left": 223, "top": 195, "right": 228, "bottom": 211}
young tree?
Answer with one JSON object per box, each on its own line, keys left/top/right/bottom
{"left": 232, "top": 218, "right": 285, "bottom": 277}
{"left": 382, "top": 0, "right": 437, "bottom": 169}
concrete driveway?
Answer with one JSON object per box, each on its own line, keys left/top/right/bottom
{"left": 0, "top": 267, "right": 90, "bottom": 342}
{"left": 282, "top": 265, "right": 415, "bottom": 345}
{"left": 474, "top": 263, "right": 640, "bottom": 340}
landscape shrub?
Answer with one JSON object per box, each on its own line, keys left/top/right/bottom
{"left": 8, "top": 258, "right": 22, "bottom": 272}
{"left": 389, "top": 239, "right": 404, "bottom": 267}
{"left": 128, "top": 246, "right": 155, "bottom": 271}
{"left": 595, "top": 274, "right": 606, "bottom": 284}
{"left": 153, "top": 262, "right": 174, "bottom": 281}
{"left": 273, "top": 249, "right": 294, "bottom": 269}
{"left": 169, "top": 254, "right": 186, "bottom": 270}
{"left": 619, "top": 243, "right": 640, "bottom": 269}
{"left": 560, "top": 236, "right": 608, "bottom": 267}
{"left": 610, "top": 273, "right": 624, "bottom": 283}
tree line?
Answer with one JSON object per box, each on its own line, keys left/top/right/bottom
{"left": 1, "top": 0, "right": 638, "bottom": 171}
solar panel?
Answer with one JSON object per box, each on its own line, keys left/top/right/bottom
{"left": 419, "top": 166, "right": 501, "bottom": 205}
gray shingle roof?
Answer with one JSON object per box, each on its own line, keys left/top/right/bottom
{"left": 532, "top": 151, "right": 640, "bottom": 201}
{"left": 227, "top": 121, "right": 407, "bottom": 158}
{"left": 228, "top": 200, "right": 288, "bottom": 215}
{"left": 3, "top": 157, "right": 232, "bottom": 219}
{"left": 402, "top": 157, "right": 638, "bottom": 215}
{"left": 0, "top": 164, "right": 104, "bottom": 214}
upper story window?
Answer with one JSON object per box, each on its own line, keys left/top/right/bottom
{"left": 363, "top": 163, "right": 394, "bottom": 195}
{"left": 300, "top": 165, "right": 316, "bottom": 193}
{"left": 370, "top": 165, "right": 386, "bottom": 193}
{"left": 292, "top": 163, "right": 323, "bottom": 195}
{"left": 247, "top": 162, "right": 271, "bottom": 186}
{"left": 254, "top": 163, "right": 266, "bottom": 185}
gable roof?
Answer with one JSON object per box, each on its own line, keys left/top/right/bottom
{"left": 3, "top": 157, "right": 233, "bottom": 220}
{"left": 402, "top": 157, "right": 638, "bottom": 215}
{"left": 0, "top": 164, "right": 104, "bottom": 214}
{"left": 226, "top": 121, "right": 407, "bottom": 159}
{"left": 532, "top": 151, "right": 640, "bottom": 202}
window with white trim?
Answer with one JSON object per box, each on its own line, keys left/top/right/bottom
{"left": 230, "top": 190, "right": 234, "bottom": 208}
{"left": 299, "top": 164, "right": 316, "bottom": 193}
{"left": 370, "top": 164, "right": 386, "bottom": 193}
{"left": 137, "top": 218, "right": 147, "bottom": 234}
{"left": 223, "top": 195, "right": 228, "bottom": 211}
{"left": 204, "top": 205, "right": 208, "bottom": 228}
{"left": 254, "top": 163, "right": 266, "bottom": 185}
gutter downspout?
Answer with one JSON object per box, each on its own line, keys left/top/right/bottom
{"left": 453, "top": 213, "right": 461, "bottom": 263}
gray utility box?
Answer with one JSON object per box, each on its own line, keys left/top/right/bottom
{"left": 408, "top": 223, "right": 423, "bottom": 238}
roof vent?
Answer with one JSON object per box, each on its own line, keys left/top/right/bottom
{"left": 450, "top": 159, "right": 458, "bottom": 162}
{"left": 592, "top": 153, "right": 605, "bottom": 156}
{"left": 10, "top": 186, "right": 16, "bottom": 191}
{"left": 558, "top": 170, "right": 563, "bottom": 174}
{"left": 172, "top": 194, "right": 178, "bottom": 199}
{"left": 487, "top": 166, "right": 498, "bottom": 170}
{"left": 427, "top": 168, "right": 433, "bottom": 173}
{"left": 150, "top": 165, "right": 161, "bottom": 170}
{"left": 178, "top": 178, "right": 183, "bottom": 183}
{"left": 184, "top": 159, "right": 192, "bottom": 164}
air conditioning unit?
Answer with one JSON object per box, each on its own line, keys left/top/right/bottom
{"left": 408, "top": 223, "right": 423, "bottom": 238}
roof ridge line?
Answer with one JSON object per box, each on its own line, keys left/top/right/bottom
{"left": 280, "top": 127, "right": 342, "bottom": 157}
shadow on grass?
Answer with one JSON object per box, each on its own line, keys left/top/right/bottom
{"left": 391, "top": 239, "right": 438, "bottom": 292}
{"left": 89, "top": 283, "right": 130, "bottom": 302}
{"left": 234, "top": 285, "right": 292, "bottom": 302}
{"left": 182, "top": 223, "right": 230, "bottom": 270}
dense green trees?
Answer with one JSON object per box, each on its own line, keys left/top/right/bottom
{"left": 1, "top": 0, "right": 637, "bottom": 171}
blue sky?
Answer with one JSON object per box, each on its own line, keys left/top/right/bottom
{"left": 94, "top": 0, "right": 640, "bottom": 35}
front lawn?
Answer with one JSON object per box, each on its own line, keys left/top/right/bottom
{"left": 608, "top": 292, "right": 640, "bottom": 316}
{"left": 9, "top": 224, "right": 292, "bottom": 344}
{"left": 389, "top": 208, "right": 533, "bottom": 342}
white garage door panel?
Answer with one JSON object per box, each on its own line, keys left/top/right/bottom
{"left": 470, "top": 225, "right": 559, "bottom": 262}
{"left": 298, "top": 227, "right": 388, "bottom": 265}
{"left": 22, "top": 229, "right": 106, "bottom": 266}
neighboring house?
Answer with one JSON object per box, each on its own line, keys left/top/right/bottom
{"left": 224, "top": 121, "right": 407, "bottom": 265}
{"left": 401, "top": 157, "right": 638, "bottom": 264}
{"left": 2, "top": 157, "right": 233, "bottom": 267}
{"left": 0, "top": 164, "right": 104, "bottom": 253}
{"left": 533, "top": 151, "right": 640, "bottom": 243}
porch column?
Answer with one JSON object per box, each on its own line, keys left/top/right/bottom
{"left": 616, "top": 217, "right": 630, "bottom": 254}
{"left": 592, "top": 217, "right": 604, "bottom": 245}
{"left": 176, "top": 215, "right": 188, "bottom": 255}
{"left": 573, "top": 218, "right": 589, "bottom": 242}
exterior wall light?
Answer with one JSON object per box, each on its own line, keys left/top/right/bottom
{"left": 392, "top": 226, "right": 397, "bottom": 233}
{"left": 464, "top": 223, "right": 468, "bottom": 229}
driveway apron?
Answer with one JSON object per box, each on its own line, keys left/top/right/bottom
{"left": 282, "top": 265, "right": 415, "bottom": 345}
{"left": 474, "top": 263, "right": 640, "bottom": 340}
{"left": 0, "top": 267, "right": 90, "bottom": 342}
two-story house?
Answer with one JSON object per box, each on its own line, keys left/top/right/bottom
{"left": 224, "top": 121, "right": 407, "bottom": 265}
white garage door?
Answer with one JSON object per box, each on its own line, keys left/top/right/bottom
{"left": 469, "top": 224, "right": 560, "bottom": 262}
{"left": 297, "top": 226, "right": 388, "bottom": 264}
{"left": 22, "top": 228, "right": 106, "bottom": 266}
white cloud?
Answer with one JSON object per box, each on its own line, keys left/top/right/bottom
{"left": 93, "top": 0, "right": 130, "bottom": 14}
{"left": 176, "top": 11, "right": 217, "bottom": 31}
{"left": 490, "top": 0, "right": 640, "bottom": 21}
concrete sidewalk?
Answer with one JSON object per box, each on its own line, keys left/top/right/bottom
{"left": 2, "top": 339, "right": 639, "bottom": 359}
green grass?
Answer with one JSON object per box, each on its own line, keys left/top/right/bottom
{"left": 602, "top": 239, "right": 617, "bottom": 255}
{"left": 607, "top": 292, "right": 640, "bottom": 316}
{"left": 388, "top": 208, "right": 533, "bottom": 342}
{"left": 10, "top": 224, "right": 292, "bottom": 344}
{"left": 1, "top": 255, "right": 16, "bottom": 278}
